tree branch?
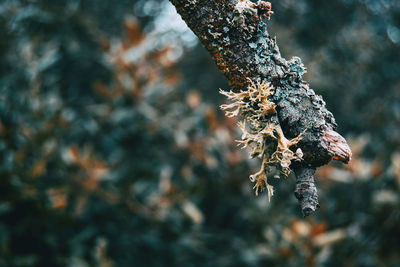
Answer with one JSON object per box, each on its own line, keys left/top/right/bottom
{"left": 170, "top": 0, "right": 352, "bottom": 216}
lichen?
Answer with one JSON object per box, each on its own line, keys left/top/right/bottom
{"left": 208, "top": 28, "right": 222, "bottom": 39}
{"left": 288, "top": 56, "right": 307, "bottom": 77}
{"left": 184, "top": 0, "right": 197, "bottom": 8}
{"left": 220, "top": 79, "right": 304, "bottom": 201}
{"left": 232, "top": 0, "right": 258, "bottom": 27}
{"left": 232, "top": 0, "right": 273, "bottom": 28}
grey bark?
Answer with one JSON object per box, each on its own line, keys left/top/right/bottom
{"left": 294, "top": 168, "right": 319, "bottom": 217}
{"left": 169, "top": 0, "right": 351, "bottom": 215}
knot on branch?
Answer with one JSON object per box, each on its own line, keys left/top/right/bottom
{"left": 321, "top": 127, "right": 352, "bottom": 163}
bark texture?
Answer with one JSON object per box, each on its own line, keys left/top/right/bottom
{"left": 294, "top": 168, "right": 319, "bottom": 217}
{"left": 170, "top": 0, "right": 352, "bottom": 215}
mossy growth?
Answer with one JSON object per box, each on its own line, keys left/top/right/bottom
{"left": 220, "top": 79, "right": 304, "bottom": 201}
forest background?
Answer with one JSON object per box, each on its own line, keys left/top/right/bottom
{"left": 0, "top": 0, "right": 400, "bottom": 266}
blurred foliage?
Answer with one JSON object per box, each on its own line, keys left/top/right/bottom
{"left": 0, "top": 0, "right": 399, "bottom": 266}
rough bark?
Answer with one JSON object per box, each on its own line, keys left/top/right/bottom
{"left": 169, "top": 0, "right": 352, "bottom": 215}
{"left": 294, "top": 168, "right": 319, "bottom": 217}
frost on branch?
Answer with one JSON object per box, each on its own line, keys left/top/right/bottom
{"left": 220, "top": 79, "right": 304, "bottom": 201}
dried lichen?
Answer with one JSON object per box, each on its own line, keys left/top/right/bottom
{"left": 220, "top": 79, "right": 303, "bottom": 201}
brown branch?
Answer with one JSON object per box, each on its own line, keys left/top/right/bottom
{"left": 170, "top": 0, "right": 352, "bottom": 215}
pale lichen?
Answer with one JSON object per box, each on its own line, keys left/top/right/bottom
{"left": 232, "top": 0, "right": 258, "bottom": 27}
{"left": 220, "top": 79, "right": 304, "bottom": 201}
{"left": 233, "top": 0, "right": 274, "bottom": 27}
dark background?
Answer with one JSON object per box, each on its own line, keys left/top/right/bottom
{"left": 0, "top": 0, "right": 399, "bottom": 266}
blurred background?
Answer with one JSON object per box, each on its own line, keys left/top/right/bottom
{"left": 0, "top": 0, "right": 400, "bottom": 266}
